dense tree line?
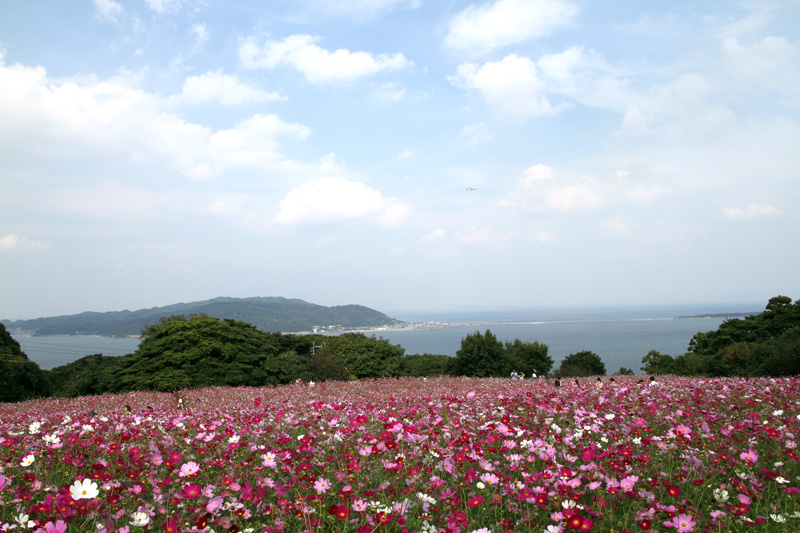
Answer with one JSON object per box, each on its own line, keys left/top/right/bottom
{"left": 0, "top": 323, "right": 50, "bottom": 402}
{"left": 2, "top": 295, "right": 797, "bottom": 402}
{"left": 641, "top": 295, "right": 800, "bottom": 377}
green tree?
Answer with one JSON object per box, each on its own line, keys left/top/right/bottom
{"left": 554, "top": 350, "right": 606, "bottom": 377}
{"left": 683, "top": 296, "right": 800, "bottom": 377}
{"left": 45, "top": 353, "right": 121, "bottom": 397}
{"left": 616, "top": 367, "right": 635, "bottom": 375}
{"left": 750, "top": 326, "right": 800, "bottom": 377}
{"left": 454, "top": 329, "right": 506, "bottom": 377}
{"left": 111, "top": 315, "right": 288, "bottom": 391}
{"left": 504, "top": 339, "right": 553, "bottom": 377}
{"left": 0, "top": 323, "right": 50, "bottom": 402}
{"left": 640, "top": 349, "right": 676, "bottom": 375}
{"left": 400, "top": 353, "right": 454, "bottom": 377}
{"left": 315, "top": 333, "right": 404, "bottom": 380}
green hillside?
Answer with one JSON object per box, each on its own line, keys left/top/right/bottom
{"left": 2, "top": 296, "right": 401, "bottom": 336}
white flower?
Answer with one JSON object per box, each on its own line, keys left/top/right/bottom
{"left": 43, "top": 433, "right": 61, "bottom": 445}
{"left": 775, "top": 476, "right": 790, "bottom": 484}
{"left": 228, "top": 435, "right": 240, "bottom": 444}
{"left": 773, "top": 409, "right": 784, "bottom": 416}
{"left": 130, "top": 512, "right": 150, "bottom": 527}
{"left": 70, "top": 478, "right": 100, "bottom": 500}
{"left": 28, "top": 422, "right": 41, "bottom": 434}
{"left": 16, "top": 513, "right": 35, "bottom": 528}
{"left": 770, "top": 513, "right": 787, "bottom": 523}
{"left": 476, "top": 482, "right": 485, "bottom": 490}
{"left": 20, "top": 454, "right": 35, "bottom": 466}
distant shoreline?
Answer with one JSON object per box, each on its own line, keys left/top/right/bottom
{"left": 12, "top": 312, "right": 758, "bottom": 339}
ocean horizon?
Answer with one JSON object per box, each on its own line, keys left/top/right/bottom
{"left": 13, "top": 303, "right": 760, "bottom": 372}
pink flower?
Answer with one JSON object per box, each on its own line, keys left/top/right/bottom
{"left": 664, "top": 513, "right": 696, "bottom": 533}
{"left": 313, "top": 477, "right": 332, "bottom": 494}
{"left": 479, "top": 472, "right": 499, "bottom": 485}
{"left": 740, "top": 448, "right": 758, "bottom": 466}
{"left": 620, "top": 476, "right": 639, "bottom": 491}
{"left": 179, "top": 461, "right": 200, "bottom": 477}
{"left": 36, "top": 521, "right": 67, "bottom": 533}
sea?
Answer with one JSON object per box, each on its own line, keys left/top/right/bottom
{"left": 12, "top": 303, "right": 759, "bottom": 373}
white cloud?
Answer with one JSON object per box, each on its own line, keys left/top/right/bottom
{"left": 274, "top": 177, "right": 408, "bottom": 225}
{"left": 445, "top": 0, "right": 578, "bottom": 55}
{"left": 239, "top": 34, "right": 413, "bottom": 83}
{"left": 178, "top": 71, "right": 283, "bottom": 105}
{"left": 604, "top": 216, "right": 632, "bottom": 237}
{"left": 723, "top": 204, "right": 781, "bottom": 220}
{"left": 511, "top": 165, "right": 668, "bottom": 214}
{"left": 460, "top": 122, "right": 491, "bottom": 145}
{"left": 0, "top": 62, "right": 309, "bottom": 180}
{"left": 421, "top": 228, "right": 446, "bottom": 242}
{"left": 521, "top": 163, "right": 554, "bottom": 184}
{"left": 144, "top": 0, "right": 186, "bottom": 14}
{"left": 373, "top": 82, "right": 406, "bottom": 102}
{"left": 190, "top": 23, "right": 210, "bottom": 46}
{"left": 397, "top": 148, "right": 415, "bottom": 160}
{"left": 449, "top": 54, "right": 569, "bottom": 118}
{"left": 306, "top": 0, "right": 421, "bottom": 21}
{"left": 0, "top": 234, "right": 49, "bottom": 252}
{"left": 722, "top": 36, "right": 800, "bottom": 105}
{"left": 92, "top": 0, "right": 123, "bottom": 22}
{"left": 380, "top": 202, "right": 411, "bottom": 227}
{"left": 458, "top": 227, "right": 511, "bottom": 245}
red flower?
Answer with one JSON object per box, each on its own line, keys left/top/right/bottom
{"left": 639, "top": 519, "right": 652, "bottom": 530}
{"left": 327, "top": 504, "right": 350, "bottom": 519}
{"left": 566, "top": 514, "right": 585, "bottom": 530}
{"left": 467, "top": 494, "right": 484, "bottom": 507}
{"left": 161, "top": 515, "right": 181, "bottom": 533}
{"left": 667, "top": 485, "right": 681, "bottom": 497}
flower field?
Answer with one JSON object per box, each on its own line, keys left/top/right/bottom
{"left": 1, "top": 376, "right": 799, "bottom": 533}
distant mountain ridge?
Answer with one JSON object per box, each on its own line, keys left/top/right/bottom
{"left": 2, "top": 297, "right": 402, "bottom": 336}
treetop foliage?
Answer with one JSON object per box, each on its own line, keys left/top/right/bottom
{"left": 642, "top": 295, "right": 800, "bottom": 378}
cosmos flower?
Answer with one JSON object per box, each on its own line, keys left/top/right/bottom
{"left": 70, "top": 478, "right": 100, "bottom": 500}
{"left": 130, "top": 512, "right": 150, "bottom": 527}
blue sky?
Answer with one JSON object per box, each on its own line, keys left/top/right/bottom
{"left": 1, "top": 0, "right": 798, "bottom": 319}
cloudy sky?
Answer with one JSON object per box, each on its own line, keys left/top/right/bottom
{"left": 1, "top": 0, "right": 798, "bottom": 320}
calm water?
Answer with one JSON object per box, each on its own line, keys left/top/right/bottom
{"left": 13, "top": 304, "right": 755, "bottom": 372}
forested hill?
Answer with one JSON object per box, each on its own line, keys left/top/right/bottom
{"left": 2, "top": 297, "right": 402, "bottom": 336}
